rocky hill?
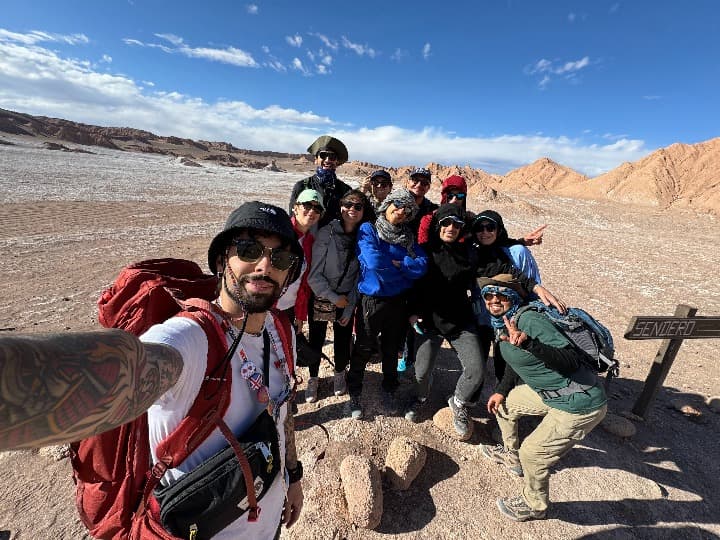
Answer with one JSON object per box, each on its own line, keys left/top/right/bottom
{"left": 1, "top": 107, "right": 717, "bottom": 214}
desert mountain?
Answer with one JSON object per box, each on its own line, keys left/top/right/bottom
{"left": 1, "top": 107, "right": 718, "bottom": 214}
{"left": 559, "top": 139, "right": 720, "bottom": 214}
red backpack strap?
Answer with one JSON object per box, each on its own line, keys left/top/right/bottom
{"left": 137, "top": 306, "right": 231, "bottom": 506}
{"left": 271, "top": 308, "right": 295, "bottom": 377}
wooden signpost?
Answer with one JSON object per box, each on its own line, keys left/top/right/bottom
{"left": 625, "top": 304, "right": 720, "bottom": 419}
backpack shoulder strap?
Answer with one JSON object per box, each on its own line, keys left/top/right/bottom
{"left": 271, "top": 308, "right": 295, "bottom": 377}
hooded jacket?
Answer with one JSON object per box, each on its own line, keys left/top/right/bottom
{"left": 417, "top": 175, "right": 468, "bottom": 244}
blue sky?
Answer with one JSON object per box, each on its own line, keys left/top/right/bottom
{"left": 1, "top": 1, "right": 718, "bottom": 176}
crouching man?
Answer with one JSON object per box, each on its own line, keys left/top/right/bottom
{"left": 477, "top": 274, "right": 607, "bottom": 522}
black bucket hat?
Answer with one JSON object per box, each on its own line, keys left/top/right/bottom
{"left": 207, "top": 201, "right": 304, "bottom": 282}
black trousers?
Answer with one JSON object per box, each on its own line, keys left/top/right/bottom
{"left": 307, "top": 307, "right": 355, "bottom": 376}
{"left": 347, "top": 294, "right": 408, "bottom": 395}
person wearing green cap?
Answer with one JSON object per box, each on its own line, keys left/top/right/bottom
{"left": 288, "top": 135, "right": 355, "bottom": 228}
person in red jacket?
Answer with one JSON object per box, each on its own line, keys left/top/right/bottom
{"left": 417, "top": 175, "right": 470, "bottom": 245}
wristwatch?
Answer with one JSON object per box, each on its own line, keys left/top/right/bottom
{"left": 287, "top": 461, "right": 303, "bottom": 483}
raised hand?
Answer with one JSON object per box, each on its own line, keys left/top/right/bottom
{"left": 499, "top": 315, "right": 528, "bottom": 347}
{"left": 523, "top": 224, "right": 547, "bottom": 246}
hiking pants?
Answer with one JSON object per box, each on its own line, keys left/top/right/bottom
{"left": 414, "top": 326, "right": 486, "bottom": 404}
{"left": 308, "top": 307, "right": 355, "bottom": 376}
{"left": 496, "top": 384, "right": 607, "bottom": 512}
{"left": 347, "top": 294, "right": 408, "bottom": 395}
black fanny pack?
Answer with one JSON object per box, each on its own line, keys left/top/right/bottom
{"left": 154, "top": 410, "right": 281, "bottom": 539}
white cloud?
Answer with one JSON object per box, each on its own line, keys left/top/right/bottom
{"left": 341, "top": 36, "right": 376, "bottom": 58}
{"left": 422, "top": 43, "right": 431, "bottom": 60}
{"left": 526, "top": 56, "right": 592, "bottom": 88}
{"left": 390, "top": 48, "right": 407, "bottom": 62}
{"left": 291, "top": 57, "right": 309, "bottom": 75}
{"left": 246, "top": 4, "right": 259, "bottom": 14}
{"left": 125, "top": 33, "right": 259, "bottom": 67}
{"left": 310, "top": 33, "right": 338, "bottom": 51}
{"left": 0, "top": 29, "right": 89, "bottom": 46}
{"left": 0, "top": 33, "right": 648, "bottom": 176}
{"left": 101, "top": 54, "right": 112, "bottom": 63}
{"left": 286, "top": 34, "right": 302, "bottom": 48}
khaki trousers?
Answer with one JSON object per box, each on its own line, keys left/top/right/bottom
{"left": 496, "top": 384, "right": 607, "bottom": 512}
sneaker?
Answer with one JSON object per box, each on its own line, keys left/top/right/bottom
{"left": 333, "top": 371, "right": 347, "bottom": 396}
{"left": 447, "top": 396, "right": 471, "bottom": 439}
{"left": 305, "top": 376, "right": 319, "bottom": 403}
{"left": 479, "top": 443, "right": 524, "bottom": 477}
{"left": 496, "top": 495, "right": 546, "bottom": 522}
{"left": 348, "top": 395, "right": 363, "bottom": 420}
{"left": 382, "top": 390, "right": 400, "bottom": 415}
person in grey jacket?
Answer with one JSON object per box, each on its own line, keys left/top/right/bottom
{"left": 306, "top": 189, "right": 370, "bottom": 400}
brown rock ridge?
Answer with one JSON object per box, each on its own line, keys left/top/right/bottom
{"left": 2, "top": 107, "right": 717, "bottom": 214}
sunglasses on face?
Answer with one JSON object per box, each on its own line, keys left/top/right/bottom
{"left": 372, "top": 180, "right": 392, "bottom": 188}
{"left": 300, "top": 201, "right": 323, "bottom": 214}
{"left": 475, "top": 222, "right": 497, "bottom": 233}
{"left": 317, "top": 151, "right": 338, "bottom": 161}
{"left": 389, "top": 200, "right": 412, "bottom": 214}
{"left": 409, "top": 177, "right": 431, "bottom": 187}
{"left": 447, "top": 192, "right": 466, "bottom": 200}
{"left": 482, "top": 291, "right": 511, "bottom": 301}
{"left": 438, "top": 217, "right": 465, "bottom": 228}
{"left": 341, "top": 201, "right": 364, "bottom": 211}
{"left": 234, "top": 239, "right": 298, "bottom": 271}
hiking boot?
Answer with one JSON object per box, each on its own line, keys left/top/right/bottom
{"left": 333, "top": 371, "right": 347, "bottom": 396}
{"left": 448, "top": 396, "right": 471, "bottom": 440}
{"left": 348, "top": 395, "right": 363, "bottom": 420}
{"left": 305, "top": 376, "right": 319, "bottom": 403}
{"left": 404, "top": 397, "right": 426, "bottom": 423}
{"left": 382, "top": 390, "right": 400, "bottom": 416}
{"left": 480, "top": 443, "right": 524, "bottom": 477}
{"left": 496, "top": 495, "right": 546, "bottom": 522}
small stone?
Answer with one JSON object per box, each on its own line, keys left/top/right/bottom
{"left": 340, "top": 455, "right": 383, "bottom": 529}
{"left": 669, "top": 398, "right": 703, "bottom": 419}
{"left": 38, "top": 444, "right": 71, "bottom": 461}
{"left": 384, "top": 436, "right": 427, "bottom": 491}
{"left": 600, "top": 413, "right": 637, "bottom": 438}
{"left": 706, "top": 396, "right": 720, "bottom": 414}
{"left": 432, "top": 407, "right": 474, "bottom": 441}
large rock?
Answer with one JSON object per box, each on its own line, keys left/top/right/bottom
{"left": 600, "top": 412, "right": 636, "bottom": 438}
{"left": 340, "top": 455, "right": 383, "bottom": 529}
{"left": 384, "top": 436, "right": 427, "bottom": 491}
{"left": 433, "top": 407, "right": 474, "bottom": 441}
{"left": 706, "top": 396, "right": 720, "bottom": 413}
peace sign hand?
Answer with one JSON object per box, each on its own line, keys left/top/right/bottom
{"left": 499, "top": 315, "right": 528, "bottom": 347}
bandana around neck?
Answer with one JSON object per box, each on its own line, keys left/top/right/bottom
{"left": 315, "top": 167, "right": 337, "bottom": 187}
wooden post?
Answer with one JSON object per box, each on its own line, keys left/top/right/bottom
{"left": 631, "top": 304, "right": 697, "bottom": 419}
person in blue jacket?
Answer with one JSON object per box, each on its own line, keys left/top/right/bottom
{"left": 346, "top": 188, "right": 428, "bottom": 419}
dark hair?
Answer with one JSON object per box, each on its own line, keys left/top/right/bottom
{"left": 340, "top": 189, "right": 373, "bottom": 226}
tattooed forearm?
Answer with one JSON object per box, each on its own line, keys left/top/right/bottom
{"left": 0, "top": 330, "right": 183, "bottom": 450}
{"left": 284, "top": 406, "right": 298, "bottom": 470}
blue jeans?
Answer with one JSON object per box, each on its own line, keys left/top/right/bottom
{"left": 414, "top": 325, "right": 487, "bottom": 404}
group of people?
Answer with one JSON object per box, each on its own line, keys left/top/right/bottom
{"left": 0, "top": 134, "right": 608, "bottom": 538}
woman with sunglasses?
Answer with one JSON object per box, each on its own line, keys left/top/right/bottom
{"left": 417, "top": 175, "right": 472, "bottom": 244}
{"left": 362, "top": 169, "right": 393, "bottom": 211}
{"left": 346, "top": 188, "right": 428, "bottom": 419}
{"left": 470, "top": 210, "right": 545, "bottom": 384}
{"left": 306, "top": 190, "right": 370, "bottom": 401}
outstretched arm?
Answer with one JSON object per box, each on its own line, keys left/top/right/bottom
{"left": 0, "top": 329, "right": 183, "bottom": 451}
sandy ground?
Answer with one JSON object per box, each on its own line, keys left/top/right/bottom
{"left": 1, "top": 139, "right": 719, "bottom": 539}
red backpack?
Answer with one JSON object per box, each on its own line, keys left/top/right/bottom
{"left": 69, "top": 258, "right": 295, "bottom": 540}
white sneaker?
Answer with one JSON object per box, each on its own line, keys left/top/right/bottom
{"left": 333, "top": 371, "right": 347, "bottom": 396}
{"left": 305, "top": 376, "right": 319, "bottom": 403}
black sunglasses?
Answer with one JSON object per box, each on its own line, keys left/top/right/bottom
{"left": 300, "top": 201, "right": 323, "bottom": 214}
{"left": 438, "top": 217, "right": 465, "bottom": 228}
{"left": 371, "top": 180, "right": 392, "bottom": 187}
{"left": 389, "top": 200, "right": 412, "bottom": 214}
{"left": 482, "top": 291, "right": 510, "bottom": 301}
{"left": 317, "top": 151, "right": 338, "bottom": 161}
{"left": 234, "top": 239, "right": 298, "bottom": 271}
{"left": 475, "top": 222, "right": 497, "bottom": 233}
{"left": 341, "top": 201, "right": 364, "bottom": 211}
{"left": 409, "top": 177, "right": 431, "bottom": 187}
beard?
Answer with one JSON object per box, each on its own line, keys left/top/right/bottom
{"left": 223, "top": 272, "right": 281, "bottom": 313}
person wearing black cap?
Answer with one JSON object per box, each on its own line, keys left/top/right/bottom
{"left": 0, "top": 202, "right": 306, "bottom": 538}
{"left": 362, "top": 169, "right": 393, "bottom": 211}
{"left": 288, "top": 135, "right": 355, "bottom": 228}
